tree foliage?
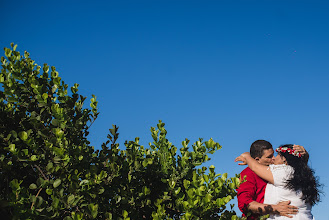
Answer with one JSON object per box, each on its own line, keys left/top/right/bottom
{"left": 0, "top": 44, "right": 242, "bottom": 219}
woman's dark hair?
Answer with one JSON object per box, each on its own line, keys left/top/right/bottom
{"left": 278, "top": 144, "right": 321, "bottom": 206}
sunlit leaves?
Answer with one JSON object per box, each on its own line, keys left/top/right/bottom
{"left": 0, "top": 44, "right": 243, "bottom": 220}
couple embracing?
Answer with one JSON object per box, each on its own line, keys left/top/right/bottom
{"left": 235, "top": 140, "right": 321, "bottom": 219}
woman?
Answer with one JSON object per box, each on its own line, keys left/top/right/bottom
{"left": 235, "top": 144, "right": 321, "bottom": 219}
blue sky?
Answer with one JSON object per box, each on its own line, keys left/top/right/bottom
{"left": 2, "top": 0, "right": 329, "bottom": 218}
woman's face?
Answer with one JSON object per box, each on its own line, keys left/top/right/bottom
{"left": 273, "top": 154, "right": 287, "bottom": 165}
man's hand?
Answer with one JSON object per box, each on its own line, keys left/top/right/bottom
{"left": 247, "top": 201, "right": 298, "bottom": 217}
{"left": 293, "top": 144, "right": 309, "bottom": 162}
{"left": 272, "top": 201, "right": 298, "bottom": 218}
{"left": 293, "top": 145, "right": 306, "bottom": 155}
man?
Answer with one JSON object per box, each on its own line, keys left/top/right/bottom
{"left": 237, "top": 140, "right": 299, "bottom": 219}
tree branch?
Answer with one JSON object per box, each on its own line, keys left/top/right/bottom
{"left": 30, "top": 188, "right": 42, "bottom": 210}
{"left": 32, "top": 165, "right": 49, "bottom": 180}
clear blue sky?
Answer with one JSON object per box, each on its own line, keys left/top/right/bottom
{"left": 2, "top": 0, "right": 328, "bottom": 218}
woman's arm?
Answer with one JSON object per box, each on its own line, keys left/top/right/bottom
{"left": 235, "top": 152, "right": 274, "bottom": 184}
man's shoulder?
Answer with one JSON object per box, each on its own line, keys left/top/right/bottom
{"left": 239, "top": 167, "right": 265, "bottom": 184}
{"left": 240, "top": 167, "right": 257, "bottom": 176}
{"left": 240, "top": 167, "right": 267, "bottom": 184}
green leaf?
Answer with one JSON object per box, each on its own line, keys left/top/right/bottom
{"left": 174, "top": 187, "right": 181, "bottom": 195}
{"left": 209, "top": 165, "right": 215, "bottom": 173}
{"left": 143, "top": 186, "right": 150, "bottom": 195}
{"left": 224, "top": 195, "right": 232, "bottom": 203}
{"left": 195, "top": 188, "right": 202, "bottom": 196}
{"left": 91, "top": 210, "right": 98, "bottom": 219}
{"left": 53, "top": 179, "right": 61, "bottom": 188}
{"left": 222, "top": 173, "right": 227, "bottom": 181}
{"left": 36, "top": 196, "right": 44, "bottom": 207}
{"left": 187, "top": 188, "right": 195, "bottom": 198}
{"left": 199, "top": 185, "right": 205, "bottom": 191}
{"left": 169, "top": 180, "right": 176, "bottom": 188}
{"left": 98, "top": 188, "right": 105, "bottom": 194}
{"left": 123, "top": 210, "right": 128, "bottom": 218}
{"left": 183, "top": 180, "right": 190, "bottom": 189}
{"left": 29, "top": 183, "right": 37, "bottom": 190}
{"left": 9, "top": 144, "right": 15, "bottom": 153}
{"left": 51, "top": 68, "right": 59, "bottom": 78}
{"left": 203, "top": 174, "right": 209, "bottom": 183}
{"left": 52, "top": 84, "right": 58, "bottom": 93}
{"left": 52, "top": 197, "right": 59, "bottom": 208}
{"left": 24, "top": 51, "right": 29, "bottom": 58}
{"left": 67, "top": 194, "right": 75, "bottom": 205}
{"left": 216, "top": 198, "right": 222, "bottom": 207}
{"left": 8, "top": 97, "right": 18, "bottom": 102}
{"left": 79, "top": 180, "right": 89, "bottom": 186}
{"left": 19, "top": 131, "right": 28, "bottom": 141}
{"left": 51, "top": 119, "right": 59, "bottom": 126}
{"left": 9, "top": 179, "right": 22, "bottom": 191}
{"left": 22, "top": 149, "right": 28, "bottom": 155}
{"left": 42, "top": 93, "right": 48, "bottom": 100}
{"left": 88, "top": 203, "right": 98, "bottom": 218}
{"left": 46, "top": 162, "right": 54, "bottom": 171}
{"left": 4, "top": 48, "right": 12, "bottom": 57}
{"left": 105, "top": 213, "right": 113, "bottom": 220}
{"left": 59, "top": 188, "right": 64, "bottom": 197}
{"left": 31, "top": 155, "right": 38, "bottom": 161}
{"left": 46, "top": 188, "right": 53, "bottom": 195}
{"left": 43, "top": 64, "right": 49, "bottom": 73}
{"left": 183, "top": 201, "right": 189, "bottom": 209}
{"left": 204, "top": 193, "right": 212, "bottom": 203}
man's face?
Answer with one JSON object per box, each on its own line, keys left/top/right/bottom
{"left": 256, "top": 149, "right": 274, "bottom": 166}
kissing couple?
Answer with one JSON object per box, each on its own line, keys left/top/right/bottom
{"left": 235, "top": 140, "right": 321, "bottom": 219}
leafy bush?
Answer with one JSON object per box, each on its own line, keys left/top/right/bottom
{"left": 0, "top": 44, "right": 241, "bottom": 219}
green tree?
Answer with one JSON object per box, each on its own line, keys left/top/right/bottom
{"left": 0, "top": 44, "right": 242, "bottom": 219}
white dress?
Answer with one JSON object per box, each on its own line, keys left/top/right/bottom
{"left": 263, "top": 164, "right": 314, "bottom": 219}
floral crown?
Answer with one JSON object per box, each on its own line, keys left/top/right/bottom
{"left": 275, "top": 146, "right": 301, "bottom": 158}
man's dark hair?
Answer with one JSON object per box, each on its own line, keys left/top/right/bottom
{"left": 250, "top": 140, "right": 273, "bottom": 158}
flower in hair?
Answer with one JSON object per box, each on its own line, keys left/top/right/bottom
{"left": 276, "top": 146, "right": 301, "bottom": 157}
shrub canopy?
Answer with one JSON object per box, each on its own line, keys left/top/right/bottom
{"left": 0, "top": 44, "right": 241, "bottom": 220}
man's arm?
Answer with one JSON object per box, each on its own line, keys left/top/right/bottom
{"left": 237, "top": 169, "right": 257, "bottom": 215}
{"left": 237, "top": 169, "right": 258, "bottom": 216}
{"left": 237, "top": 174, "right": 298, "bottom": 218}
{"left": 248, "top": 201, "right": 298, "bottom": 218}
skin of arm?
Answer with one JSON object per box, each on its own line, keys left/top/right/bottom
{"left": 248, "top": 201, "right": 297, "bottom": 218}
{"left": 235, "top": 152, "right": 274, "bottom": 184}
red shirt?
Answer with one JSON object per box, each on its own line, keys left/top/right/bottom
{"left": 237, "top": 167, "right": 267, "bottom": 220}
